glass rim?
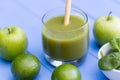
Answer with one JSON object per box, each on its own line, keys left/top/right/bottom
{"left": 42, "top": 7, "right": 88, "bottom": 32}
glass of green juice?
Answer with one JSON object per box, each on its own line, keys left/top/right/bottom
{"left": 42, "top": 7, "right": 89, "bottom": 67}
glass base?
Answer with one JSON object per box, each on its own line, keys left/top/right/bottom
{"left": 45, "top": 54, "right": 85, "bottom": 67}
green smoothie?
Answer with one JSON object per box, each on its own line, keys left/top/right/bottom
{"left": 42, "top": 15, "right": 89, "bottom": 61}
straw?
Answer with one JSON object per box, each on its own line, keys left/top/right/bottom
{"left": 64, "top": 0, "right": 71, "bottom": 26}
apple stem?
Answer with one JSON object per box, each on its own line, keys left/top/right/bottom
{"left": 8, "top": 28, "right": 11, "bottom": 34}
{"left": 107, "top": 11, "right": 112, "bottom": 20}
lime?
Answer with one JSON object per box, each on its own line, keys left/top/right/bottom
{"left": 51, "top": 64, "right": 81, "bottom": 80}
{"left": 11, "top": 53, "right": 40, "bottom": 80}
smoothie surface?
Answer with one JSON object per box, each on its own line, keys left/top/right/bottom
{"left": 44, "top": 15, "right": 86, "bottom": 32}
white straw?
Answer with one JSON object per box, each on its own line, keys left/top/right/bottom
{"left": 64, "top": 0, "right": 71, "bottom": 26}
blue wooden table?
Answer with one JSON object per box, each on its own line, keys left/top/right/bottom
{"left": 0, "top": 0, "right": 120, "bottom": 80}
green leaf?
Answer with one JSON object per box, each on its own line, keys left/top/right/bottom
{"left": 98, "top": 52, "right": 120, "bottom": 70}
{"left": 116, "top": 66, "right": 120, "bottom": 70}
{"left": 100, "top": 51, "right": 104, "bottom": 57}
{"left": 109, "top": 38, "right": 120, "bottom": 52}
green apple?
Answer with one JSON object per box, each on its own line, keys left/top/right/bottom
{"left": 0, "top": 26, "right": 28, "bottom": 61}
{"left": 93, "top": 15, "right": 120, "bottom": 46}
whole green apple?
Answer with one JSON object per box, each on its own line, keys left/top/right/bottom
{"left": 93, "top": 16, "right": 120, "bottom": 46}
{"left": 0, "top": 26, "right": 28, "bottom": 61}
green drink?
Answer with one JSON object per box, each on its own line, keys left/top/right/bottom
{"left": 42, "top": 8, "right": 89, "bottom": 67}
